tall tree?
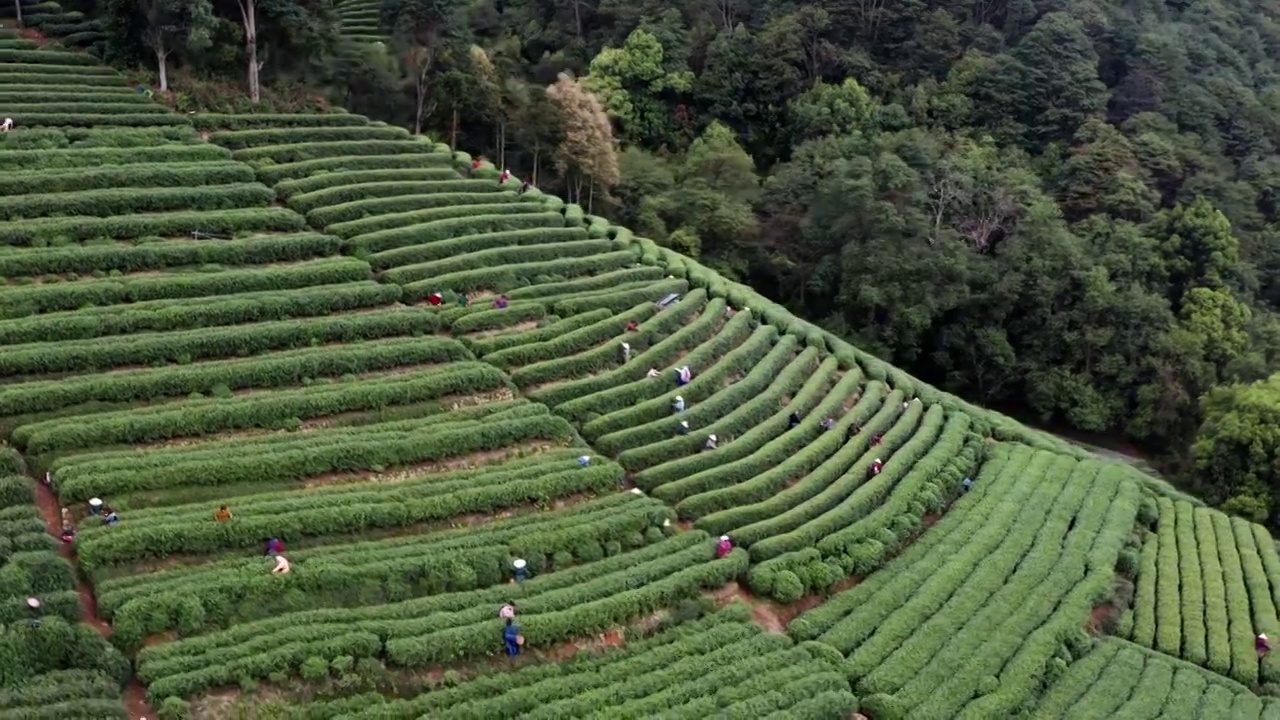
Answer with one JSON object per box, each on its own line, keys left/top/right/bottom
{"left": 1148, "top": 196, "right": 1242, "bottom": 309}
{"left": 141, "top": 0, "right": 216, "bottom": 92}
{"left": 219, "top": 0, "right": 262, "bottom": 102}
{"left": 585, "top": 29, "right": 692, "bottom": 149}
{"left": 383, "top": 0, "right": 469, "bottom": 136}
{"left": 547, "top": 72, "right": 619, "bottom": 211}
{"left": 1192, "top": 375, "right": 1280, "bottom": 521}
{"left": 787, "top": 78, "right": 877, "bottom": 144}
{"left": 1006, "top": 13, "right": 1108, "bottom": 147}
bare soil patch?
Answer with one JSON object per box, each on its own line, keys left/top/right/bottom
{"left": 1087, "top": 603, "right": 1119, "bottom": 635}
{"left": 704, "top": 581, "right": 788, "bottom": 634}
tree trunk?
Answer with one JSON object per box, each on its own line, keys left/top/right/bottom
{"left": 156, "top": 47, "right": 169, "bottom": 92}
{"left": 13, "top": 0, "right": 21, "bottom": 28}
{"left": 237, "top": 0, "right": 260, "bottom": 103}
{"left": 498, "top": 123, "right": 506, "bottom": 169}
{"left": 587, "top": 180, "right": 594, "bottom": 214}
{"left": 413, "top": 73, "right": 426, "bottom": 136}
{"left": 450, "top": 108, "right": 458, "bottom": 150}
{"left": 532, "top": 149, "right": 540, "bottom": 186}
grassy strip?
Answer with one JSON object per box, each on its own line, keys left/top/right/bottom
{"left": 402, "top": 250, "right": 641, "bottom": 297}
{"left": 55, "top": 410, "right": 574, "bottom": 503}
{"left": 627, "top": 353, "right": 831, "bottom": 482}
{"left": 0, "top": 162, "right": 253, "bottom": 196}
{"left": 469, "top": 308, "right": 615, "bottom": 357}
{"left": 210, "top": 125, "right": 410, "bottom": 150}
{"left": 370, "top": 225, "right": 585, "bottom": 272}
{"left": 0, "top": 282, "right": 399, "bottom": 344}
{"left": 254, "top": 153, "right": 454, "bottom": 186}
{"left": 328, "top": 200, "right": 540, "bottom": 239}
{"left": 381, "top": 238, "right": 617, "bottom": 284}
{"left": 274, "top": 168, "right": 462, "bottom": 198}
{"left": 76, "top": 456, "right": 621, "bottom": 575}
{"left": 0, "top": 183, "right": 273, "bottom": 221}
{"left": 0, "top": 232, "right": 340, "bottom": 278}
{"left": 305, "top": 191, "right": 519, "bottom": 227}
{"left": 16, "top": 363, "right": 509, "bottom": 454}
{"left": 0, "top": 143, "right": 227, "bottom": 172}
{"left": 517, "top": 291, "right": 707, "bottom": 394}
{"left": 136, "top": 536, "right": 737, "bottom": 701}
{"left": 0, "top": 256, "right": 370, "bottom": 317}
{"left": 233, "top": 139, "right": 438, "bottom": 165}
{"left": 0, "top": 336, "right": 468, "bottom": 415}
{"left": 289, "top": 179, "right": 498, "bottom": 215}
{"left": 354, "top": 212, "right": 565, "bottom": 256}
{"left": 0, "top": 307, "right": 443, "bottom": 377}
{"left": 189, "top": 113, "right": 372, "bottom": 131}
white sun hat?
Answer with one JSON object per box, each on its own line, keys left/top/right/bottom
{"left": 720, "top": 535, "right": 729, "bottom": 541}
{"left": 513, "top": 558, "right": 527, "bottom": 570}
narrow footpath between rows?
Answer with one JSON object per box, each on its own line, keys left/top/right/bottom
{"left": 30, "top": 476, "right": 155, "bottom": 720}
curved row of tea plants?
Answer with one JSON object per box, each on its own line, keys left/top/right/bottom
{"left": 0, "top": 465, "right": 129, "bottom": 718}
{"left": 2, "top": 32, "right": 1269, "bottom": 719}
{"left": 1128, "top": 498, "right": 1280, "bottom": 686}
{"left": 1034, "top": 637, "right": 1280, "bottom": 720}
{"left": 280, "top": 604, "right": 858, "bottom": 720}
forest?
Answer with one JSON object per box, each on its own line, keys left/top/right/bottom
{"left": 79, "top": 0, "right": 1280, "bottom": 523}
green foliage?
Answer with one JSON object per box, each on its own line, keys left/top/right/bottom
{"left": 585, "top": 29, "right": 692, "bottom": 149}
{"left": 11, "top": 16, "right": 1280, "bottom": 716}
{"left": 1193, "top": 375, "right": 1280, "bottom": 518}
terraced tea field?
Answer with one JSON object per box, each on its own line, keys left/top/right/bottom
{"left": 2, "top": 11, "right": 1280, "bottom": 720}
{"left": 335, "top": 0, "right": 387, "bottom": 45}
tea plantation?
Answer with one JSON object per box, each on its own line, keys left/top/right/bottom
{"left": 2, "top": 7, "right": 1280, "bottom": 719}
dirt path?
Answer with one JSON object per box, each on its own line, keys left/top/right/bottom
{"left": 704, "top": 581, "right": 798, "bottom": 634}
{"left": 30, "top": 478, "right": 155, "bottom": 720}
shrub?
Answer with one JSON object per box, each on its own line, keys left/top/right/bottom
{"left": 300, "top": 656, "right": 331, "bottom": 682}
{"left": 157, "top": 697, "right": 192, "bottom": 720}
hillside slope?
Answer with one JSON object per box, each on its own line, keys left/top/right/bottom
{"left": 0, "top": 10, "right": 1276, "bottom": 720}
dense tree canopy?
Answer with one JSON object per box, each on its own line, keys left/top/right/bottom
{"left": 91, "top": 0, "right": 1280, "bottom": 517}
